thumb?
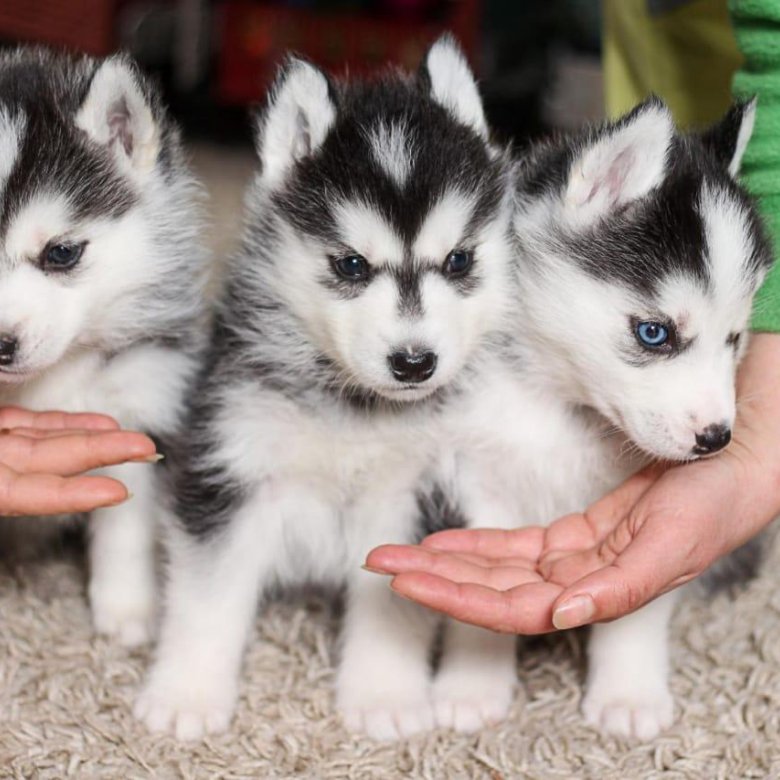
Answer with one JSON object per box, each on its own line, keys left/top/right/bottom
{"left": 548, "top": 535, "right": 702, "bottom": 629}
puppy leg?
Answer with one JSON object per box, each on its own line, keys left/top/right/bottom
{"left": 427, "top": 461, "right": 518, "bottom": 732}
{"left": 89, "top": 462, "right": 156, "bottom": 647}
{"left": 583, "top": 591, "right": 678, "bottom": 740}
{"left": 433, "top": 620, "right": 517, "bottom": 732}
{"left": 336, "top": 489, "right": 438, "bottom": 741}
{"left": 134, "top": 490, "right": 274, "bottom": 741}
{"left": 337, "top": 570, "right": 439, "bottom": 741}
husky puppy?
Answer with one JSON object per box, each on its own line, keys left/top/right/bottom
{"left": 431, "top": 97, "right": 772, "bottom": 740}
{"left": 134, "top": 38, "right": 515, "bottom": 741}
{"left": 0, "top": 48, "right": 206, "bottom": 645}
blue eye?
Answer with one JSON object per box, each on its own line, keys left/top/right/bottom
{"left": 443, "top": 249, "right": 473, "bottom": 277}
{"left": 334, "top": 254, "right": 369, "bottom": 281}
{"left": 636, "top": 321, "right": 669, "bottom": 348}
{"left": 42, "top": 242, "right": 85, "bottom": 271}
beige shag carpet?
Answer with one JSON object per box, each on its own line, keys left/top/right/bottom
{"left": 0, "top": 525, "right": 779, "bottom": 780}
{"left": 1, "top": 146, "right": 779, "bottom": 779}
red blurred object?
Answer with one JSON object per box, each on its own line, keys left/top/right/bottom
{"left": 217, "top": 0, "right": 481, "bottom": 105}
{"left": 0, "top": 0, "right": 117, "bottom": 55}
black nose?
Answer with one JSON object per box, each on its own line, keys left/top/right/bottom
{"left": 0, "top": 335, "right": 18, "bottom": 366}
{"left": 388, "top": 350, "right": 437, "bottom": 384}
{"left": 694, "top": 424, "right": 732, "bottom": 455}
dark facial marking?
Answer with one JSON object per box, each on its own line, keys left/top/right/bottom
{"left": 393, "top": 262, "right": 423, "bottom": 318}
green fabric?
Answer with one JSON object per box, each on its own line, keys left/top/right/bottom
{"left": 603, "top": 0, "right": 742, "bottom": 127}
{"left": 731, "top": 0, "right": 780, "bottom": 331}
{"left": 602, "top": 0, "right": 780, "bottom": 331}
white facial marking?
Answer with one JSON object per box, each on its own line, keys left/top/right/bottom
{"left": 367, "top": 120, "right": 414, "bottom": 188}
{"left": 0, "top": 109, "right": 25, "bottom": 189}
{"left": 333, "top": 201, "right": 405, "bottom": 267}
{"left": 413, "top": 190, "right": 475, "bottom": 261}
{"left": 5, "top": 193, "right": 71, "bottom": 262}
{"left": 700, "top": 184, "right": 757, "bottom": 302}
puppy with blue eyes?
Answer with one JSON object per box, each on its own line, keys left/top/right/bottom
{"left": 0, "top": 47, "right": 207, "bottom": 645}
{"left": 134, "top": 37, "right": 516, "bottom": 741}
{"left": 428, "top": 97, "right": 772, "bottom": 740}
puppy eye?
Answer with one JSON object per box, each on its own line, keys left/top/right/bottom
{"left": 333, "top": 254, "right": 369, "bottom": 281}
{"left": 41, "top": 241, "right": 85, "bottom": 271}
{"left": 635, "top": 321, "right": 670, "bottom": 348}
{"left": 443, "top": 249, "right": 473, "bottom": 278}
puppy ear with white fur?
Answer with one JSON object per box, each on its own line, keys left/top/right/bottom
{"left": 76, "top": 56, "right": 159, "bottom": 181}
{"left": 700, "top": 98, "right": 757, "bottom": 178}
{"left": 256, "top": 58, "right": 337, "bottom": 189}
{"left": 564, "top": 98, "right": 675, "bottom": 227}
{"left": 420, "top": 34, "right": 487, "bottom": 139}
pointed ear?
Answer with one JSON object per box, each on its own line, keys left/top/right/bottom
{"left": 420, "top": 34, "right": 487, "bottom": 139}
{"left": 76, "top": 56, "right": 159, "bottom": 180}
{"left": 701, "top": 98, "right": 756, "bottom": 177}
{"left": 564, "top": 98, "right": 675, "bottom": 226}
{"left": 255, "top": 58, "right": 337, "bottom": 189}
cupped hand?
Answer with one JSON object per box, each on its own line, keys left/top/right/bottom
{"left": 0, "top": 406, "right": 159, "bottom": 515}
{"left": 365, "top": 334, "right": 780, "bottom": 634}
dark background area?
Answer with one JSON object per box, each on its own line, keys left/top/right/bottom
{"left": 0, "top": 0, "right": 604, "bottom": 147}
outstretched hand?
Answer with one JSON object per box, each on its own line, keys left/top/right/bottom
{"left": 0, "top": 406, "right": 158, "bottom": 516}
{"left": 366, "top": 333, "right": 780, "bottom": 634}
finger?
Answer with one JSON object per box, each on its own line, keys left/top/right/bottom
{"left": 366, "top": 545, "right": 540, "bottom": 590}
{"left": 0, "top": 430, "right": 157, "bottom": 476}
{"left": 0, "top": 406, "right": 119, "bottom": 432}
{"left": 548, "top": 527, "right": 702, "bottom": 628}
{"left": 390, "top": 572, "right": 561, "bottom": 634}
{"left": 367, "top": 544, "right": 539, "bottom": 573}
{"left": 421, "top": 526, "right": 546, "bottom": 559}
{"left": 0, "top": 470, "right": 129, "bottom": 515}
{"left": 542, "top": 467, "right": 663, "bottom": 558}
{"left": 0, "top": 427, "right": 99, "bottom": 440}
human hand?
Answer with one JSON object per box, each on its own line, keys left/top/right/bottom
{"left": 366, "top": 333, "right": 780, "bottom": 633}
{"left": 0, "top": 406, "right": 159, "bottom": 516}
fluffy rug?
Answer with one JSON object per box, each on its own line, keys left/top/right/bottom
{"left": 0, "top": 524, "right": 778, "bottom": 780}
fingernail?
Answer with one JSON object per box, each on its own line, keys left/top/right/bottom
{"left": 134, "top": 453, "right": 164, "bottom": 463}
{"left": 361, "top": 564, "right": 388, "bottom": 575}
{"left": 552, "top": 595, "right": 596, "bottom": 630}
{"left": 109, "top": 491, "right": 133, "bottom": 506}
{"left": 389, "top": 580, "right": 415, "bottom": 602}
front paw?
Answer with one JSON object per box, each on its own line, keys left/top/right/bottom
{"left": 582, "top": 682, "right": 674, "bottom": 740}
{"left": 337, "top": 687, "right": 435, "bottom": 741}
{"left": 90, "top": 577, "right": 155, "bottom": 647}
{"left": 432, "top": 672, "right": 515, "bottom": 733}
{"left": 134, "top": 664, "right": 238, "bottom": 741}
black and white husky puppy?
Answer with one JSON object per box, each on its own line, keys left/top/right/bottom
{"left": 432, "top": 97, "right": 772, "bottom": 740}
{"left": 134, "top": 38, "right": 515, "bottom": 740}
{"left": 0, "top": 48, "right": 206, "bottom": 645}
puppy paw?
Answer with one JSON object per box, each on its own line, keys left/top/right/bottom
{"left": 338, "top": 691, "right": 435, "bottom": 741}
{"left": 90, "top": 580, "right": 155, "bottom": 647}
{"left": 582, "top": 684, "right": 674, "bottom": 740}
{"left": 134, "top": 668, "right": 237, "bottom": 741}
{"left": 432, "top": 673, "right": 514, "bottom": 732}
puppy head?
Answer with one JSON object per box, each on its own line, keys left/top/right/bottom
{"left": 252, "top": 36, "right": 513, "bottom": 402}
{"left": 0, "top": 49, "right": 174, "bottom": 380}
{"left": 519, "top": 98, "right": 771, "bottom": 460}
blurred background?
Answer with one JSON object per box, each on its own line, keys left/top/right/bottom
{"left": 0, "top": 0, "right": 604, "bottom": 254}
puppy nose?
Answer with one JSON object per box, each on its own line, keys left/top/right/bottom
{"left": 0, "top": 334, "right": 18, "bottom": 366}
{"left": 694, "top": 423, "right": 732, "bottom": 455}
{"left": 388, "top": 349, "right": 437, "bottom": 383}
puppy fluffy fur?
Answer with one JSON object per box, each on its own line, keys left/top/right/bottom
{"left": 0, "top": 47, "right": 208, "bottom": 645}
